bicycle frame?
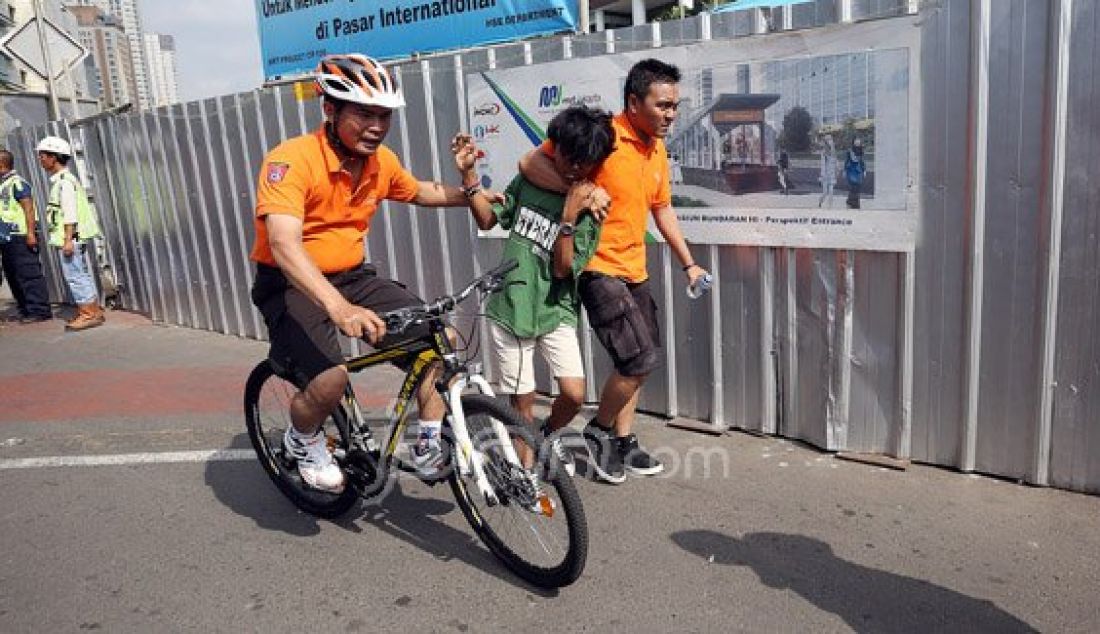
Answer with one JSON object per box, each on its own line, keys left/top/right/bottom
{"left": 340, "top": 315, "right": 521, "bottom": 505}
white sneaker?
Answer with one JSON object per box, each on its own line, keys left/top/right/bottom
{"left": 524, "top": 470, "right": 543, "bottom": 513}
{"left": 523, "top": 470, "right": 555, "bottom": 515}
{"left": 411, "top": 428, "right": 446, "bottom": 478}
{"left": 284, "top": 426, "right": 346, "bottom": 493}
{"left": 541, "top": 424, "right": 576, "bottom": 478}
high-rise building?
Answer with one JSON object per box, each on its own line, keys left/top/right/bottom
{"left": 75, "top": 0, "right": 148, "bottom": 108}
{"left": 0, "top": 0, "right": 17, "bottom": 89}
{"left": 142, "top": 32, "right": 177, "bottom": 107}
{"left": 68, "top": 3, "right": 134, "bottom": 107}
{"left": 696, "top": 68, "right": 713, "bottom": 107}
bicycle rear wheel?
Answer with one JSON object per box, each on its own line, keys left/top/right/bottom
{"left": 449, "top": 394, "right": 588, "bottom": 589}
{"left": 243, "top": 360, "right": 359, "bottom": 518}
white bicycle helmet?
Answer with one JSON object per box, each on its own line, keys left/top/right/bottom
{"left": 37, "top": 136, "right": 72, "bottom": 156}
{"left": 315, "top": 54, "right": 405, "bottom": 109}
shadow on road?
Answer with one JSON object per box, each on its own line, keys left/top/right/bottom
{"left": 670, "top": 530, "right": 1037, "bottom": 633}
{"left": 203, "top": 452, "right": 338, "bottom": 538}
{"left": 358, "top": 480, "right": 559, "bottom": 596}
{"left": 204, "top": 435, "right": 557, "bottom": 595}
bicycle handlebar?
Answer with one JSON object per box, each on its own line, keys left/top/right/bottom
{"left": 379, "top": 259, "right": 518, "bottom": 334}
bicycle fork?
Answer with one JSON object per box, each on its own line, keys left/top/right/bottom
{"left": 445, "top": 375, "right": 522, "bottom": 506}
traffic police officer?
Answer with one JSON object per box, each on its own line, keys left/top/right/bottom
{"left": 0, "top": 149, "right": 52, "bottom": 323}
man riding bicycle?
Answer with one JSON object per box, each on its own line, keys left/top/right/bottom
{"left": 250, "top": 54, "right": 483, "bottom": 493}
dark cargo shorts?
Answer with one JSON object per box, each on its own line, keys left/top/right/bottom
{"left": 251, "top": 263, "right": 429, "bottom": 385}
{"left": 578, "top": 272, "right": 662, "bottom": 377}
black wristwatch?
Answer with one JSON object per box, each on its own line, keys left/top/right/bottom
{"left": 558, "top": 222, "right": 576, "bottom": 237}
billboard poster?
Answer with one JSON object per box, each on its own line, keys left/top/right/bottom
{"left": 465, "top": 26, "right": 919, "bottom": 251}
{"left": 256, "top": 0, "right": 578, "bottom": 80}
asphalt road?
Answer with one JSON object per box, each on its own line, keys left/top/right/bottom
{"left": 1, "top": 309, "right": 1098, "bottom": 632}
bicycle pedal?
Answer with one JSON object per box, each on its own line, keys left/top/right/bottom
{"left": 393, "top": 458, "right": 450, "bottom": 485}
{"left": 415, "top": 462, "right": 451, "bottom": 486}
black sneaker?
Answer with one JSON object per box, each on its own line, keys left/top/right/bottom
{"left": 616, "top": 433, "right": 664, "bottom": 476}
{"left": 582, "top": 420, "right": 625, "bottom": 484}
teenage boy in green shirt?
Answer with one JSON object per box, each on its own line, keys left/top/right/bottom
{"left": 453, "top": 105, "right": 614, "bottom": 473}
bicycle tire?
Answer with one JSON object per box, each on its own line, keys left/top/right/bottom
{"left": 243, "top": 360, "right": 359, "bottom": 519}
{"left": 448, "top": 394, "right": 588, "bottom": 589}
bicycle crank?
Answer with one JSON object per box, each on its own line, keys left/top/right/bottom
{"left": 344, "top": 449, "right": 382, "bottom": 496}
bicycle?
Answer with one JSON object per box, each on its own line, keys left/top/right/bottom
{"left": 243, "top": 260, "right": 588, "bottom": 589}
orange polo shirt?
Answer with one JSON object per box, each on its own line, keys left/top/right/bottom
{"left": 251, "top": 126, "right": 420, "bottom": 273}
{"left": 541, "top": 113, "right": 671, "bottom": 282}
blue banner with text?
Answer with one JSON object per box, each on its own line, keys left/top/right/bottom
{"left": 256, "top": 0, "right": 578, "bottom": 80}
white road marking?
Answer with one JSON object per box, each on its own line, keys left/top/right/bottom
{"left": 0, "top": 449, "right": 256, "bottom": 470}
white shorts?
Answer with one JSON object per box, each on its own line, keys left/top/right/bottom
{"left": 490, "top": 321, "right": 585, "bottom": 394}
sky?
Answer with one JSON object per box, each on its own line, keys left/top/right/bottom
{"left": 140, "top": 1, "right": 263, "bottom": 102}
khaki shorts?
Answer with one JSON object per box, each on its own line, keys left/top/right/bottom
{"left": 490, "top": 321, "right": 585, "bottom": 394}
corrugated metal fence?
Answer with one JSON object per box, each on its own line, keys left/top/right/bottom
{"left": 6, "top": 0, "right": 1098, "bottom": 494}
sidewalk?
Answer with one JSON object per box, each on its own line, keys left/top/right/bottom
{"left": 1, "top": 304, "right": 1098, "bottom": 632}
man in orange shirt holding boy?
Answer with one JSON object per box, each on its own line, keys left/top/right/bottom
{"left": 519, "top": 59, "right": 709, "bottom": 484}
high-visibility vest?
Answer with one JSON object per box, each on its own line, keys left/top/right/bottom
{"left": 0, "top": 172, "right": 30, "bottom": 236}
{"left": 47, "top": 170, "right": 100, "bottom": 247}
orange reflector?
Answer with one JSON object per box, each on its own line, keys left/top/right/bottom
{"left": 538, "top": 495, "right": 554, "bottom": 518}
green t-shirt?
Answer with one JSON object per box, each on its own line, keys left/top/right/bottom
{"left": 486, "top": 175, "right": 600, "bottom": 338}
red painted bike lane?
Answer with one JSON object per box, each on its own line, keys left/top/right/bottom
{"left": 0, "top": 310, "right": 398, "bottom": 427}
{"left": 0, "top": 365, "right": 254, "bottom": 423}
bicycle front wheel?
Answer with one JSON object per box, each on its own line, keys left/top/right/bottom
{"left": 449, "top": 394, "right": 588, "bottom": 589}
{"left": 243, "top": 360, "right": 359, "bottom": 519}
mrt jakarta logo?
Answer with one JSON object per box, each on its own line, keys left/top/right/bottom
{"left": 536, "top": 84, "right": 604, "bottom": 112}
{"left": 538, "top": 84, "right": 564, "bottom": 109}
